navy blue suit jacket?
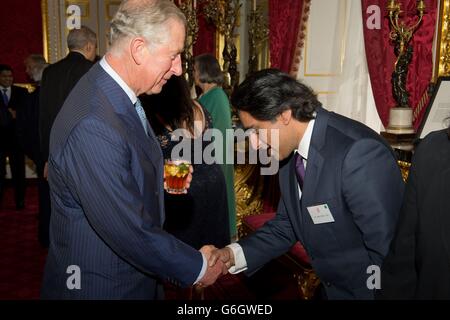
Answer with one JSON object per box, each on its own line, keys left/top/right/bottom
{"left": 239, "top": 107, "right": 405, "bottom": 299}
{"left": 41, "top": 63, "right": 203, "bottom": 299}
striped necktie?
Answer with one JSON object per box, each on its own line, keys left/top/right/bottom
{"left": 134, "top": 98, "right": 148, "bottom": 135}
{"left": 1, "top": 88, "right": 8, "bottom": 106}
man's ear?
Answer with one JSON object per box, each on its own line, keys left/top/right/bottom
{"left": 279, "top": 109, "right": 293, "bottom": 125}
{"left": 130, "top": 37, "right": 147, "bottom": 65}
{"left": 83, "top": 42, "right": 92, "bottom": 54}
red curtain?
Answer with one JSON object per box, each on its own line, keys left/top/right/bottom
{"left": 0, "top": 0, "right": 43, "bottom": 83}
{"left": 362, "top": 0, "right": 437, "bottom": 129}
{"left": 193, "top": 1, "right": 216, "bottom": 56}
{"left": 269, "top": 0, "right": 305, "bottom": 73}
{"left": 175, "top": 0, "right": 215, "bottom": 56}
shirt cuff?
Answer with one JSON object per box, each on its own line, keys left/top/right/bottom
{"left": 193, "top": 252, "right": 207, "bottom": 285}
{"left": 227, "top": 243, "right": 248, "bottom": 274}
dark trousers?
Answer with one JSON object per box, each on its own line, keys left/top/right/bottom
{"left": 0, "top": 146, "right": 26, "bottom": 208}
{"left": 35, "top": 158, "right": 51, "bottom": 248}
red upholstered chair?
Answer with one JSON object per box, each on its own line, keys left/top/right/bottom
{"left": 241, "top": 209, "right": 321, "bottom": 299}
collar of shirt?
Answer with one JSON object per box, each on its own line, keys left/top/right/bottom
{"left": 0, "top": 86, "right": 11, "bottom": 95}
{"left": 99, "top": 57, "right": 137, "bottom": 105}
{"left": 294, "top": 118, "right": 315, "bottom": 168}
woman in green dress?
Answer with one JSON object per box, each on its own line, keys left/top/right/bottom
{"left": 194, "top": 54, "right": 236, "bottom": 240}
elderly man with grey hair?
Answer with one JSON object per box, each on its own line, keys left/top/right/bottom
{"left": 41, "top": 0, "right": 225, "bottom": 300}
{"left": 24, "top": 54, "right": 48, "bottom": 83}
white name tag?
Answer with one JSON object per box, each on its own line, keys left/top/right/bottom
{"left": 307, "top": 204, "right": 335, "bottom": 224}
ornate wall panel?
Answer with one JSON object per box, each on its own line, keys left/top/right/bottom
{"left": 435, "top": 0, "right": 450, "bottom": 78}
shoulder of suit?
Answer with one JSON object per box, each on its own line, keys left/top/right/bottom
{"left": 12, "top": 85, "right": 28, "bottom": 95}
{"left": 45, "top": 53, "right": 93, "bottom": 70}
{"left": 324, "top": 110, "right": 382, "bottom": 142}
{"left": 415, "top": 129, "right": 449, "bottom": 158}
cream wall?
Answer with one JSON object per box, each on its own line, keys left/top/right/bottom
{"left": 297, "top": 0, "right": 346, "bottom": 109}
{"left": 296, "top": 0, "right": 383, "bottom": 132}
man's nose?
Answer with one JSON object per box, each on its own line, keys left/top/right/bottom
{"left": 171, "top": 55, "right": 182, "bottom": 76}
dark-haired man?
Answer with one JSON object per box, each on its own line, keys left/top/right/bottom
{"left": 0, "top": 64, "right": 27, "bottom": 209}
{"left": 210, "top": 69, "right": 405, "bottom": 299}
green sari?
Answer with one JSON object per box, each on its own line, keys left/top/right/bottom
{"left": 199, "top": 87, "right": 237, "bottom": 239}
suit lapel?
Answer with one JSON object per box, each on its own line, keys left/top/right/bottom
{"left": 440, "top": 156, "right": 450, "bottom": 267}
{"left": 298, "top": 108, "right": 329, "bottom": 241}
{"left": 302, "top": 108, "right": 328, "bottom": 206}
{"left": 279, "top": 157, "right": 305, "bottom": 245}
{"left": 89, "top": 64, "right": 165, "bottom": 223}
{"left": 90, "top": 64, "right": 162, "bottom": 163}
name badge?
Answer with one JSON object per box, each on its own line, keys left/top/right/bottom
{"left": 307, "top": 204, "right": 335, "bottom": 224}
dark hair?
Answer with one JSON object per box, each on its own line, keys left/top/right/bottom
{"left": 0, "top": 64, "right": 13, "bottom": 73}
{"left": 194, "top": 54, "right": 224, "bottom": 85}
{"left": 141, "top": 76, "right": 195, "bottom": 135}
{"left": 231, "top": 68, "right": 321, "bottom": 122}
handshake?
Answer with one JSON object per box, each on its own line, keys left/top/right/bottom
{"left": 196, "top": 245, "right": 235, "bottom": 288}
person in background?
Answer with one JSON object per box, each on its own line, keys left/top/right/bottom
{"left": 40, "top": 0, "right": 224, "bottom": 299}
{"left": 39, "top": 25, "right": 97, "bottom": 180}
{"left": 377, "top": 124, "right": 450, "bottom": 299}
{"left": 38, "top": 26, "right": 96, "bottom": 247}
{"left": 143, "top": 75, "right": 230, "bottom": 299}
{"left": 0, "top": 64, "right": 27, "bottom": 210}
{"left": 194, "top": 53, "right": 236, "bottom": 240}
{"left": 144, "top": 76, "right": 230, "bottom": 250}
{"left": 209, "top": 69, "right": 405, "bottom": 300}
{"left": 19, "top": 54, "right": 50, "bottom": 247}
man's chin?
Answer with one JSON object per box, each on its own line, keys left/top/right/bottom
{"left": 146, "top": 81, "right": 167, "bottom": 95}
{"left": 146, "top": 87, "right": 162, "bottom": 95}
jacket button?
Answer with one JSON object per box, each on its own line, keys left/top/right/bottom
{"left": 325, "top": 282, "right": 331, "bottom": 287}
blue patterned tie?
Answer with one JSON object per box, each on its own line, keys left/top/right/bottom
{"left": 294, "top": 152, "right": 305, "bottom": 190}
{"left": 1, "top": 89, "right": 8, "bottom": 106}
{"left": 134, "top": 98, "right": 148, "bottom": 135}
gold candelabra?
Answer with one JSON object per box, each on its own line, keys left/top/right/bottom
{"left": 387, "top": 0, "right": 425, "bottom": 108}
{"left": 247, "top": 0, "right": 268, "bottom": 75}
{"left": 203, "top": 0, "right": 241, "bottom": 93}
{"left": 177, "top": 0, "right": 199, "bottom": 88}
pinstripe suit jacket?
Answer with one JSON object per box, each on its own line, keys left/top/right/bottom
{"left": 40, "top": 63, "right": 203, "bottom": 299}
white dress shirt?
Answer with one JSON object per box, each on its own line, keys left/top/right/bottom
{"left": 99, "top": 57, "right": 137, "bottom": 105}
{"left": 228, "top": 119, "right": 316, "bottom": 274}
{"left": 99, "top": 56, "right": 207, "bottom": 284}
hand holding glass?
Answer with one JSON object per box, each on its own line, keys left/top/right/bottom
{"left": 164, "top": 159, "right": 191, "bottom": 194}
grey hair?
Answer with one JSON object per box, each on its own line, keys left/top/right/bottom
{"left": 24, "top": 54, "right": 49, "bottom": 82}
{"left": 25, "top": 54, "right": 47, "bottom": 66}
{"left": 67, "top": 26, "right": 97, "bottom": 51}
{"left": 109, "top": 0, "right": 186, "bottom": 52}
